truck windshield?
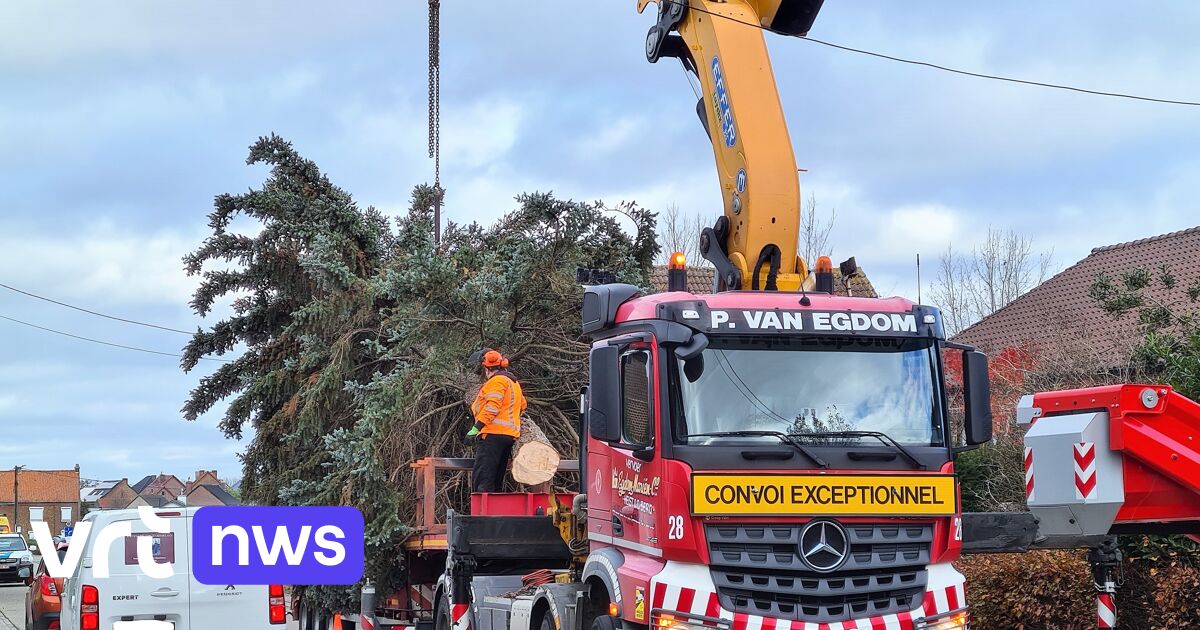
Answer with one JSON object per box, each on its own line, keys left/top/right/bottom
{"left": 676, "top": 336, "right": 943, "bottom": 446}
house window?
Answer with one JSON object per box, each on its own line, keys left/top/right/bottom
{"left": 60, "top": 506, "right": 72, "bottom": 523}
{"left": 621, "top": 350, "right": 654, "bottom": 446}
{"left": 28, "top": 507, "right": 44, "bottom": 522}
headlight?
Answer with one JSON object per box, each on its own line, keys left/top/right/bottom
{"left": 652, "top": 613, "right": 728, "bottom": 630}
{"left": 917, "top": 610, "right": 970, "bottom": 630}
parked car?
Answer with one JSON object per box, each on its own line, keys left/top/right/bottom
{"left": 0, "top": 533, "right": 35, "bottom": 585}
{"left": 59, "top": 507, "right": 286, "bottom": 630}
{"left": 25, "top": 546, "right": 67, "bottom": 630}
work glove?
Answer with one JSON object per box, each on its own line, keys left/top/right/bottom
{"left": 467, "top": 426, "right": 480, "bottom": 438}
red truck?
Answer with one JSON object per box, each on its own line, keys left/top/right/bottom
{"left": 296, "top": 272, "right": 991, "bottom": 630}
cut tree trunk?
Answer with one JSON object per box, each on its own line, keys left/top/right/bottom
{"left": 511, "top": 416, "right": 561, "bottom": 486}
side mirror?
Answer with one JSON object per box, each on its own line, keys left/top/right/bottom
{"left": 588, "top": 345, "right": 622, "bottom": 442}
{"left": 673, "top": 332, "right": 708, "bottom": 361}
{"left": 962, "top": 350, "right": 993, "bottom": 446}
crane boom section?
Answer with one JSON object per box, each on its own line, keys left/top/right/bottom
{"left": 640, "top": 0, "right": 823, "bottom": 291}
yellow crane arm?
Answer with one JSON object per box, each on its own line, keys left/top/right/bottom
{"left": 638, "top": 0, "right": 823, "bottom": 291}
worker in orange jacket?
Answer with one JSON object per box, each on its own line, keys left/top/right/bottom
{"left": 468, "top": 349, "right": 526, "bottom": 492}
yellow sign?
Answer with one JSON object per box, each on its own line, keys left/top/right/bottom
{"left": 691, "top": 474, "right": 957, "bottom": 517}
{"left": 0, "top": 515, "right": 9, "bottom": 533}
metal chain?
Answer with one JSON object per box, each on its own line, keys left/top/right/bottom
{"left": 427, "top": 0, "right": 441, "bottom": 187}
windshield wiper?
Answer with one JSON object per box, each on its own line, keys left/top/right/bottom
{"left": 688, "top": 430, "right": 829, "bottom": 469}
{"left": 792, "top": 431, "right": 926, "bottom": 470}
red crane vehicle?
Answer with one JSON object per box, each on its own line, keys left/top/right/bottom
{"left": 295, "top": 2, "right": 1200, "bottom": 629}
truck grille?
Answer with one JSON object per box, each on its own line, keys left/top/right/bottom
{"left": 705, "top": 523, "right": 931, "bottom": 623}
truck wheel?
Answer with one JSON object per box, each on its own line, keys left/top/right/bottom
{"left": 540, "top": 612, "right": 555, "bottom": 630}
{"left": 436, "top": 594, "right": 452, "bottom": 630}
{"left": 592, "top": 615, "right": 621, "bottom": 630}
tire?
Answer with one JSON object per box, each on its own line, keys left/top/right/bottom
{"left": 592, "top": 615, "right": 621, "bottom": 630}
{"left": 540, "top": 611, "right": 555, "bottom": 630}
{"left": 436, "top": 593, "right": 452, "bottom": 630}
{"left": 297, "top": 601, "right": 311, "bottom": 630}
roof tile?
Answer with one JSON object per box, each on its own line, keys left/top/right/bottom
{"left": 954, "top": 226, "right": 1200, "bottom": 364}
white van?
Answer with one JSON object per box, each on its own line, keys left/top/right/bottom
{"left": 60, "top": 506, "right": 286, "bottom": 630}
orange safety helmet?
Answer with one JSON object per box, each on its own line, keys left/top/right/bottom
{"left": 482, "top": 350, "right": 509, "bottom": 369}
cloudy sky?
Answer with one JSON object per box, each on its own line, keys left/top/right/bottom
{"left": 2, "top": 2, "right": 1198, "bottom": 482}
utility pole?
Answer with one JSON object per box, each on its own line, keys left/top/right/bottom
{"left": 13, "top": 465, "right": 21, "bottom": 533}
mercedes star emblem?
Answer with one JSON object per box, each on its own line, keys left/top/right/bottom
{"left": 799, "top": 520, "right": 850, "bottom": 572}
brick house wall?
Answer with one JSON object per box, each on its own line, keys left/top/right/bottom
{"left": 0, "top": 468, "right": 82, "bottom": 535}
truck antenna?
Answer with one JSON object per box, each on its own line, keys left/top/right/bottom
{"left": 916, "top": 253, "right": 922, "bottom": 303}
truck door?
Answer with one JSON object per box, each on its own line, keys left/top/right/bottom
{"left": 608, "top": 345, "right": 665, "bottom": 555}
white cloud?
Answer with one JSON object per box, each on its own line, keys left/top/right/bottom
{"left": 573, "top": 116, "right": 646, "bottom": 158}
{"left": 882, "top": 205, "right": 962, "bottom": 250}
{"left": 442, "top": 99, "right": 525, "bottom": 168}
{"left": 0, "top": 220, "right": 201, "bottom": 306}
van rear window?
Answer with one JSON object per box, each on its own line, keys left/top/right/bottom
{"left": 123, "top": 533, "right": 175, "bottom": 565}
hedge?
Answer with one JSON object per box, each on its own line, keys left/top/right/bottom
{"left": 958, "top": 550, "right": 1200, "bottom": 629}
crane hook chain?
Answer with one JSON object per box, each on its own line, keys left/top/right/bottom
{"left": 428, "top": 0, "right": 441, "bottom": 187}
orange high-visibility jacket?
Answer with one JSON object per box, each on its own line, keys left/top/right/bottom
{"left": 471, "top": 373, "right": 525, "bottom": 438}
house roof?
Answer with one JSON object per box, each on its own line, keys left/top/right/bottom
{"left": 190, "top": 484, "right": 240, "bottom": 506}
{"left": 131, "top": 475, "right": 155, "bottom": 493}
{"left": 0, "top": 469, "right": 80, "bottom": 503}
{"left": 648, "top": 264, "right": 877, "bottom": 298}
{"left": 136, "top": 474, "right": 184, "bottom": 495}
{"left": 185, "top": 470, "right": 223, "bottom": 494}
{"left": 80, "top": 479, "right": 123, "bottom": 503}
{"left": 953, "top": 226, "right": 1200, "bottom": 364}
{"left": 139, "top": 495, "right": 181, "bottom": 508}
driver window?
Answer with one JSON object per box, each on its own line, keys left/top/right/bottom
{"left": 621, "top": 350, "right": 653, "bottom": 446}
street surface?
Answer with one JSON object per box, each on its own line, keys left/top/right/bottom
{"left": 0, "top": 582, "right": 24, "bottom": 630}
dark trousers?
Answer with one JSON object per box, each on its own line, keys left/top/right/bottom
{"left": 472, "top": 434, "right": 516, "bottom": 493}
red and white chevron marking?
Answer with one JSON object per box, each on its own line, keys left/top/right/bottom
{"left": 1024, "top": 446, "right": 1035, "bottom": 500}
{"left": 1097, "top": 592, "right": 1116, "bottom": 628}
{"left": 650, "top": 579, "right": 965, "bottom": 630}
{"left": 410, "top": 585, "right": 435, "bottom": 611}
{"left": 1074, "top": 441, "right": 1097, "bottom": 499}
{"left": 921, "top": 582, "right": 966, "bottom": 621}
{"left": 452, "top": 602, "right": 471, "bottom": 630}
{"left": 360, "top": 614, "right": 376, "bottom": 630}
